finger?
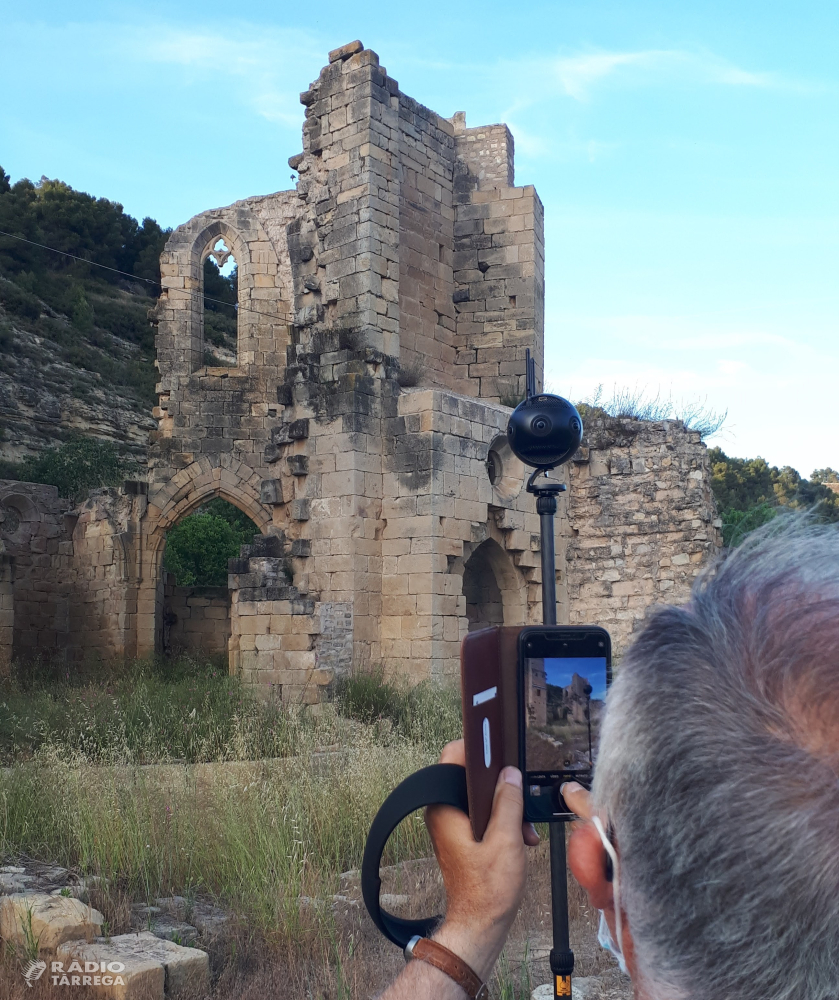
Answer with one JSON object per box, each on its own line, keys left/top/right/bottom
{"left": 522, "top": 821, "right": 540, "bottom": 847}
{"left": 439, "top": 739, "right": 466, "bottom": 766}
{"left": 560, "top": 781, "right": 593, "bottom": 821}
{"left": 483, "top": 766, "right": 524, "bottom": 843}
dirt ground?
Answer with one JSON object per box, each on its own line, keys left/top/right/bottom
{"left": 0, "top": 841, "right": 632, "bottom": 999}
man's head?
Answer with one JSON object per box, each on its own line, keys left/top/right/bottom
{"left": 586, "top": 520, "right": 839, "bottom": 999}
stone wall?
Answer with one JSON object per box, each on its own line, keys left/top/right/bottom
{"left": 0, "top": 555, "right": 13, "bottom": 673}
{"left": 0, "top": 481, "right": 147, "bottom": 664}
{"left": 227, "top": 534, "right": 351, "bottom": 700}
{"left": 0, "top": 481, "right": 75, "bottom": 661}
{"left": 163, "top": 578, "right": 230, "bottom": 657}
{"left": 565, "top": 415, "right": 722, "bottom": 658}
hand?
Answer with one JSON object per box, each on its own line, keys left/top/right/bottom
{"left": 424, "top": 740, "right": 539, "bottom": 980}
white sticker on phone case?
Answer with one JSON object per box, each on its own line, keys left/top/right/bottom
{"left": 473, "top": 686, "right": 497, "bottom": 707}
{"left": 483, "top": 717, "right": 492, "bottom": 767}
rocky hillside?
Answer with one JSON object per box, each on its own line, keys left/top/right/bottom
{"left": 0, "top": 275, "right": 157, "bottom": 461}
{"left": 0, "top": 168, "right": 181, "bottom": 464}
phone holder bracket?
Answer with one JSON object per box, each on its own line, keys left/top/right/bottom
{"left": 361, "top": 763, "right": 469, "bottom": 948}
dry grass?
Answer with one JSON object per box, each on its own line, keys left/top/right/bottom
{"left": 0, "top": 661, "right": 630, "bottom": 998}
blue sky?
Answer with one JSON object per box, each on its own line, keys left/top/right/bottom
{"left": 2, "top": 1, "right": 837, "bottom": 475}
{"left": 543, "top": 658, "right": 608, "bottom": 703}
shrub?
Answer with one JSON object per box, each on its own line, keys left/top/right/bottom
{"left": 0, "top": 437, "right": 132, "bottom": 501}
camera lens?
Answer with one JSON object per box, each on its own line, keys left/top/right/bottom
{"left": 530, "top": 415, "right": 552, "bottom": 437}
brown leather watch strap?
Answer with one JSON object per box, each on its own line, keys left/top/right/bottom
{"left": 405, "top": 936, "right": 489, "bottom": 999}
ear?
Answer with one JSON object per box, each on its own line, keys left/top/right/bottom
{"left": 568, "top": 821, "right": 614, "bottom": 912}
{"left": 568, "top": 821, "right": 641, "bottom": 985}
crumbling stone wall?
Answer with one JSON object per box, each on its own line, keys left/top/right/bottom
{"left": 0, "top": 481, "right": 75, "bottom": 660}
{"left": 0, "top": 481, "right": 146, "bottom": 663}
{"left": 565, "top": 416, "right": 722, "bottom": 658}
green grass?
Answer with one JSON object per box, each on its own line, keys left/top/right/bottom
{"left": 0, "top": 657, "right": 462, "bottom": 935}
{"left": 0, "top": 657, "right": 461, "bottom": 766}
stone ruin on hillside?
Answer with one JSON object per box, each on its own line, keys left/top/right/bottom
{"left": 0, "top": 42, "right": 722, "bottom": 696}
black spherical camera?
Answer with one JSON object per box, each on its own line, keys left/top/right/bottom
{"left": 507, "top": 393, "right": 583, "bottom": 470}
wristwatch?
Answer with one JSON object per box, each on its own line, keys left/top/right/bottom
{"left": 405, "top": 935, "right": 489, "bottom": 1000}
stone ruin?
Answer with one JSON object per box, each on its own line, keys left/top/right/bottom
{"left": 0, "top": 42, "right": 722, "bottom": 695}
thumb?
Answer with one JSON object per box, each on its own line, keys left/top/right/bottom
{"left": 485, "top": 766, "right": 525, "bottom": 840}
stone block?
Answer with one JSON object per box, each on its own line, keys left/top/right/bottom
{"left": 0, "top": 893, "right": 103, "bottom": 951}
{"left": 260, "top": 479, "right": 285, "bottom": 505}
{"left": 329, "top": 39, "right": 364, "bottom": 63}
{"left": 57, "top": 932, "right": 209, "bottom": 999}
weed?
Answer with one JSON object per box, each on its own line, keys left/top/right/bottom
{"left": 394, "top": 360, "right": 424, "bottom": 388}
{"left": 578, "top": 384, "right": 727, "bottom": 439}
{"left": 18, "top": 905, "right": 40, "bottom": 962}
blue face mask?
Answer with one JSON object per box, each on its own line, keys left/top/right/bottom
{"left": 593, "top": 816, "right": 628, "bottom": 975}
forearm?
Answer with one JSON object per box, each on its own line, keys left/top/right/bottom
{"left": 376, "top": 920, "right": 508, "bottom": 1000}
{"left": 376, "top": 955, "right": 468, "bottom": 1000}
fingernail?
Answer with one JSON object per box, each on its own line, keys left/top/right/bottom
{"left": 560, "top": 781, "right": 582, "bottom": 796}
{"left": 503, "top": 767, "right": 522, "bottom": 789}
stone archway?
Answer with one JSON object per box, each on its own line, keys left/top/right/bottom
{"left": 460, "top": 538, "right": 526, "bottom": 632}
{"left": 160, "top": 498, "right": 263, "bottom": 660}
{"left": 137, "top": 456, "right": 274, "bottom": 659}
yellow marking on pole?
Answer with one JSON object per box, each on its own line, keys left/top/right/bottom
{"left": 555, "top": 975, "right": 572, "bottom": 996}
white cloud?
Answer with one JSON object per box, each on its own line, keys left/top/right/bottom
{"left": 120, "top": 24, "right": 322, "bottom": 127}
{"left": 547, "top": 48, "right": 785, "bottom": 102}
{"left": 551, "top": 52, "right": 650, "bottom": 101}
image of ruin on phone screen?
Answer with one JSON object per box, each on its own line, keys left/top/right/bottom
{"left": 525, "top": 657, "right": 607, "bottom": 773}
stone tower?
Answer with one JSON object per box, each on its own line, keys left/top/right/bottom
{"left": 140, "top": 40, "right": 552, "bottom": 698}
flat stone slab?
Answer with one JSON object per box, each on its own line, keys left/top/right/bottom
{"left": 54, "top": 941, "right": 163, "bottom": 1000}
{"left": 59, "top": 932, "right": 209, "bottom": 999}
{"left": 149, "top": 896, "right": 229, "bottom": 941}
{"left": 0, "top": 872, "right": 34, "bottom": 894}
{"left": 188, "top": 901, "right": 229, "bottom": 939}
{"left": 0, "top": 892, "right": 103, "bottom": 950}
{"left": 148, "top": 915, "right": 198, "bottom": 947}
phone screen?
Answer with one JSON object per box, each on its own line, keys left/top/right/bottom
{"left": 519, "top": 628, "right": 611, "bottom": 821}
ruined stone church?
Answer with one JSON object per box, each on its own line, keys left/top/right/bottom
{"left": 0, "top": 42, "right": 721, "bottom": 697}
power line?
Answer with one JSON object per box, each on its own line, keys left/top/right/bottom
{"left": 0, "top": 228, "right": 289, "bottom": 323}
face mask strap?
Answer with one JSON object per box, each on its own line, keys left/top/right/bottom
{"left": 592, "top": 815, "right": 624, "bottom": 961}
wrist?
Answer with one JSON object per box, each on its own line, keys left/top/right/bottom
{"left": 432, "top": 918, "right": 510, "bottom": 983}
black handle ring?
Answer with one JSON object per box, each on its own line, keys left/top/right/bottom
{"left": 360, "top": 762, "right": 469, "bottom": 948}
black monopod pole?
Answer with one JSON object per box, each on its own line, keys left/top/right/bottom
{"left": 533, "top": 475, "right": 574, "bottom": 998}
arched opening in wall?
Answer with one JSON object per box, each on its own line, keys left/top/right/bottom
{"left": 202, "top": 238, "right": 238, "bottom": 367}
{"left": 160, "top": 497, "right": 259, "bottom": 659}
{"left": 462, "top": 539, "right": 519, "bottom": 632}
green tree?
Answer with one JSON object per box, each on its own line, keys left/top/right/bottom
{"left": 811, "top": 468, "right": 839, "bottom": 484}
{"left": 71, "top": 284, "right": 94, "bottom": 332}
{"left": 163, "top": 499, "right": 257, "bottom": 587}
{"left": 710, "top": 448, "right": 839, "bottom": 546}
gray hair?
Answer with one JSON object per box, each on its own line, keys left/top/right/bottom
{"left": 593, "top": 519, "right": 839, "bottom": 1000}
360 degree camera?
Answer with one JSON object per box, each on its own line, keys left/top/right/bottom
{"left": 506, "top": 354, "right": 583, "bottom": 470}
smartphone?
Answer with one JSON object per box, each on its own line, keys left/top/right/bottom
{"left": 518, "top": 625, "right": 612, "bottom": 823}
